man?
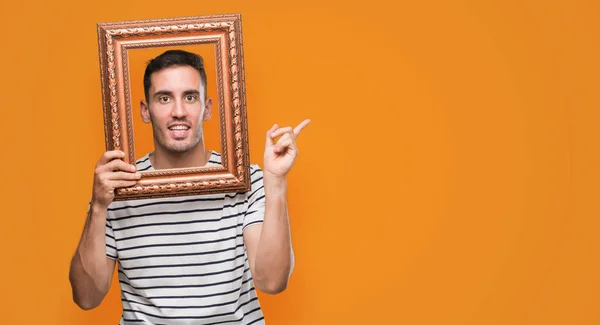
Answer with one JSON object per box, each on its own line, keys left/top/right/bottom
{"left": 69, "top": 49, "right": 310, "bottom": 324}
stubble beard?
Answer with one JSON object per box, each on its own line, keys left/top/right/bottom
{"left": 150, "top": 106, "right": 205, "bottom": 154}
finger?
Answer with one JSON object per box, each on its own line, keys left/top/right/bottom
{"left": 266, "top": 124, "right": 278, "bottom": 146}
{"left": 98, "top": 150, "right": 126, "bottom": 165}
{"left": 274, "top": 135, "right": 294, "bottom": 153}
{"left": 107, "top": 171, "right": 142, "bottom": 181}
{"left": 276, "top": 133, "right": 293, "bottom": 146}
{"left": 104, "top": 159, "right": 137, "bottom": 173}
{"left": 293, "top": 119, "right": 311, "bottom": 138}
{"left": 270, "top": 126, "right": 294, "bottom": 139}
{"left": 109, "top": 180, "right": 139, "bottom": 189}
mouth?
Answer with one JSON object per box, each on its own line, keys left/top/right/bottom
{"left": 167, "top": 124, "right": 191, "bottom": 139}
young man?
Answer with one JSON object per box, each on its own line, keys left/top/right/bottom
{"left": 69, "top": 50, "right": 310, "bottom": 324}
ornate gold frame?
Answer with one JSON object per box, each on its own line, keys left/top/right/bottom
{"left": 97, "top": 14, "right": 250, "bottom": 201}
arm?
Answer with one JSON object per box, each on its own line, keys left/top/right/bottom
{"left": 69, "top": 205, "right": 116, "bottom": 310}
{"left": 244, "top": 175, "right": 294, "bottom": 294}
{"left": 244, "top": 120, "right": 310, "bottom": 295}
{"left": 69, "top": 150, "right": 141, "bottom": 309}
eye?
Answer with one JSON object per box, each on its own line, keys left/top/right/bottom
{"left": 158, "top": 96, "right": 170, "bottom": 103}
{"left": 185, "top": 94, "right": 197, "bottom": 103}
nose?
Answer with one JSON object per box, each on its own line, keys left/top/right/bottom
{"left": 171, "top": 98, "right": 187, "bottom": 119}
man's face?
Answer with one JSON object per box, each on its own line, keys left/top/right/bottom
{"left": 141, "top": 65, "right": 211, "bottom": 153}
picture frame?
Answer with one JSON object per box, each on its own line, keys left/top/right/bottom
{"left": 96, "top": 13, "right": 251, "bottom": 201}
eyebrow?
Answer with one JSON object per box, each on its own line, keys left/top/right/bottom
{"left": 153, "top": 90, "right": 173, "bottom": 98}
{"left": 153, "top": 89, "right": 200, "bottom": 97}
{"left": 183, "top": 90, "right": 201, "bottom": 96}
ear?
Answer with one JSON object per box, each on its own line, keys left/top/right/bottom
{"left": 140, "top": 100, "right": 151, "bottom": 124}
{"left": 203, "top": 97, "right": 213, "bottom": 121}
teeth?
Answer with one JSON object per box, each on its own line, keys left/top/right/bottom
{"left": 169, "top": 126, "right": 189, "bottom": 131}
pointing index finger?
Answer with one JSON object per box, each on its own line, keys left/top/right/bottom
{"left": 293, "top": 119, "right": 311, "bottom": 137}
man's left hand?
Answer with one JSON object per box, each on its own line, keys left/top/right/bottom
{"left": 263, "top": 119, "right": 311, "bottom": 179}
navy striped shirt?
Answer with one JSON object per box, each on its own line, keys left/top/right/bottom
{"left": 105, "top": 151, "right": 266, "bottom": 325}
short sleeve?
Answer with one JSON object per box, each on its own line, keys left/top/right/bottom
{"left": 87, "top": 200, "right": 118, "bottom": 260}
{"left": 105, "top": 217, "right": 118, "bottom": 260}
{"left": 243, "top": 165, "right": 265, "bottom": 231}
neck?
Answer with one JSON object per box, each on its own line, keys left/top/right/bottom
{"left": 149, "top": 143, "right": 211, "bottom": 170}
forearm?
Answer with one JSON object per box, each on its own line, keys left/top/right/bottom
{"left": 253, "top": 175, "right": 294, "bottom": 293}
{"left": 69, "top": 204, "right": 113, "bottom": 309}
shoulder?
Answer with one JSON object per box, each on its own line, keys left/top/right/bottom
{"left": 135, "top": 153, "right": 152, "bottom": 171}
{"left": 208, "top": 151, "right": 222, "bottom": 166}
{"left": 246, "top": 164, "right": 265, "bottom": 199}
{"left": 249, "top": 164, "right": 264, "bottom": 183}
{"left": 250, "top": 163, "right": 263, "bottom": 174}
{"left": 211, "top": 151, "right": 263, "bottom": 183}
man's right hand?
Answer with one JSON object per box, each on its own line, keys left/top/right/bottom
{"left": 91, "top": 150, "right": 141, "bottom": 209}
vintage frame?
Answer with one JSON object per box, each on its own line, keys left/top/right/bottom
{"left": 97, "top": 14, "right": 251, "bottom": 201}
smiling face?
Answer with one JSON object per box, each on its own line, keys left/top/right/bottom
{"left": 140, "top": 65, "right": 212, "bottom": 154}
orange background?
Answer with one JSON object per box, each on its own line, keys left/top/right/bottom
{"left": 1, "top": 0, "right": 599, "bottom": 324}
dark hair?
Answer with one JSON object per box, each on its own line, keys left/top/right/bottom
{"left": 143, "top": 49, "right": 207, "bottom": 101}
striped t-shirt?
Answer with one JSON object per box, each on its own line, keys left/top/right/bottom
{"left": 104, "top": 150, "right": 266, "bottom": 325}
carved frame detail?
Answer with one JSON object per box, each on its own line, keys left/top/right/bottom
{"left": 97, "top": 14, "right": 250, "bottom": 201}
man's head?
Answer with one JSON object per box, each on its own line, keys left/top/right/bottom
{"left": 140, "top": 50, "right": 212, "bottom": 154}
